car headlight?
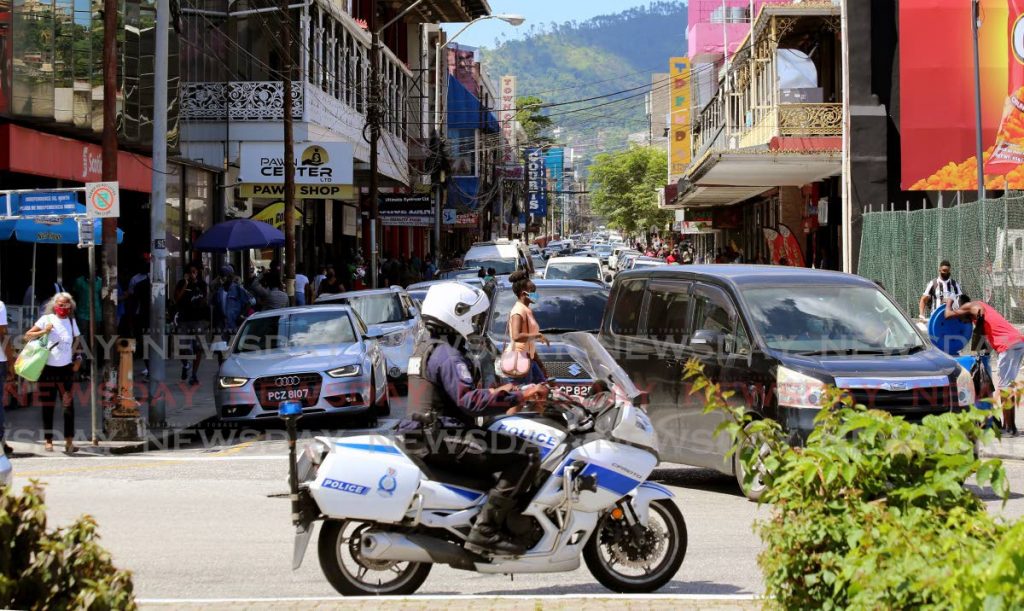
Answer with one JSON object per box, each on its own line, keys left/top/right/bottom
{"left": 327, "top": 365, "right": 361, "bottom": 378}
{"left": 777, "top": 366, "right": 826, "bottom": 409}
{"left": 218, "top": 376, "right": 248, "bottom": 389}
{"left": 379, "top": 330, "right": 406, "bottom": 347}
{"left": 956, "top": 365, "right": 976, "bottom": 407}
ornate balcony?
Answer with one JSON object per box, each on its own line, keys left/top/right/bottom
{"left": 181, "top": 82, "right": 304, "bottom": 122}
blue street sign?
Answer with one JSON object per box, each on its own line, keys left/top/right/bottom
{"left": 11, "top": 191, "right": 79, "bottom": 216}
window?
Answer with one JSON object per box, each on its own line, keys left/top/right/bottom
{"left": 644, "top": 284, "right": 692, "bottom": 344}
{"left": 692, "top": 285, "right": 736, "bottom": 336}
{"left": 610, "top": 280, "right": 645, "bottom": 336}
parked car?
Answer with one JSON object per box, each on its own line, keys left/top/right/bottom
{"left": 600, "top": 265, "right": 973, "bottom": 500}
{"left": 531, "top": 254, "right": 548, "bottom": 278}
{"left": 476, "top": 279, "right": 610, "bottom": 396}
{"left": 315, "top": 287, "right": 420, "bottom": 389}
{"left": 626, "top": 256, "right": 668, "bottom": 271}
{"left": 618, "top": 251, "right": 642, "bottom": 272}
{"left": 407, "top": 278, "right": 483, "bottom": 307}
{"left": 212, "top": 305, "right": 390, "bottom": 425}
{"left": 543, "top": 256, "right": 609, "bottom": 285}
{"left": 437, "top": 267, "right": 485, "bottom": 281}
{"left": 463, "top": 239, "right": 534, "bottom": 276}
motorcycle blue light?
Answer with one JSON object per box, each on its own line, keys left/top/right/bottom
{"left": 279, "top": 400, "right": 302, "bottom": 418}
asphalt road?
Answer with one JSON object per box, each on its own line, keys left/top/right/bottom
{"left": 7, "top": 397, "right": 1024, "bottom": 604}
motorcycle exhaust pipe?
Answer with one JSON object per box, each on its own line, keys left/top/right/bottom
{"left": 361, "top": 531, "right": 477, "bottom": 568}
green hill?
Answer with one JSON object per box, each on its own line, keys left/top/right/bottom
{"left": 480, "top": 2, "right": 688, "bottom": 167}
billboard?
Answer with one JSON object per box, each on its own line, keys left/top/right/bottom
{"left": 500, "top": 76, "right": 518, "bottom": 169}
{"left": 525, "top": 147, "right": 548, "bottom": 217}
{"left": 900, "top": 0, "right": 1024, "bottom": 190}
{"left": 239, "top": 142, "right": 354, "bottom": 185}
{"left": 379, "top": 194, "right": 433, "bottom": 227}
{"left": 669, "top": 57, "right": 692, "bottom": 180}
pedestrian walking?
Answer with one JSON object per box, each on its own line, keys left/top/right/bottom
{"left": 249, "top": 272, "right": 289, "bottom": 311}
{"left": 507, "top": 270, "right": 549, "bottom": 384}
{"left": 174, "top": 262, "right": 209, "bottom": 387}
{"left": 214, "top": 265, "right": 251, "bottom": 338}
{"left": 945, "top": 295, "right": 1020, "bottom": 436}
{"left": 294, "top": 270, "right": 310, "bottom": 306}
{"left": 0, "top": 298, "right": 13, "bottom": 455}
{"left": 919, "top": 260, "right": 962, "bottom": 319}
{"left": 317, "top": 266, "right": 344, "bottom": 297}
{"left": 126, "top": 259, "right": 152, "bottom": 377}
{"left": 23, "top": 292, "right": 82, "bottom": 453}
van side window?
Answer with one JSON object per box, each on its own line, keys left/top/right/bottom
{"left": 644, "top": 284, "right": 691, "bottom": 344}
{"left": 692, "top": 285, "right": 736, "bottom": 336}
{"left": 611, "top": 279, "right": 645, "bottom": 336}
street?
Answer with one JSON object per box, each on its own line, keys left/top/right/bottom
{"left": 9, "top": 392, "right": 1024, "bottom": 604}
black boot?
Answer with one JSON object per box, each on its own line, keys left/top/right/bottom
{"left": 467, "top": 494, "right": 525, "bottom": 555}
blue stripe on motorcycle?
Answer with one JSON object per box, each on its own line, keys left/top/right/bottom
{"left": 580, "top": 463, "right": 641, "bottom": 496}
{"left": 440, "top": 484, "right": 484, "bottom": 500}
{"left": 335, "top": 442, "right": 403, "bottom": 455}
{"left": 638, "top": 481, "right": 674, "bottom": 497}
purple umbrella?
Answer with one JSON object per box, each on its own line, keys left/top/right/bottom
{"left": 194, "top": 219, "right": 285, "bottom": 252}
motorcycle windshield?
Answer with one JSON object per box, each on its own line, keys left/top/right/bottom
{"left": 561, "top": 332, "right": 645, "bottom": 405}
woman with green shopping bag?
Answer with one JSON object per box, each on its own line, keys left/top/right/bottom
{"left": 23, "top": 293, "right": 82, "bottom": 453}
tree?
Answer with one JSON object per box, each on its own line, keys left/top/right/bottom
{"left": 589, "top": 145, "right": 671, "bottom": 235}
{"left": 515, "top": 95, "right": 553, "bottom": 146}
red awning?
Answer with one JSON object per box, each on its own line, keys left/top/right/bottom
{"left": 0, "top": 124, "right": 153, "bottom": 193}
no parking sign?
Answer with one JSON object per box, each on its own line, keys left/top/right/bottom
{"left": 86, "top": 181, "right": 120, "bottom": 219}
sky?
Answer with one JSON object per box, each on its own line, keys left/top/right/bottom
{"left": 441, "top": 0, "right": 660, "bottom": 49}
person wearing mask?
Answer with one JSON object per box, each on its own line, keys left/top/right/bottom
{"left": 507, "top": 270, "right": 549, "bottom": 384}
{"left": 249, "top": 271, "right": 289, "bottom": 311}
{"left": 294, "top": 270, "right": 310, "bottom": 306}
{"left": 0, "top": 297, "right": 13, "bottom": 455}
{"left": 404, "top": 282, "right": 548, "bottom": 553}
{"left": 919, "top": 260, "right": 962, "bottom": 319}
{"left": 24, "top": 293, "right": 82, "bottom": 453}
{"left": 945, "top": 295, "right": 1020, "bottom": 436}
{"left": 424, "top": 254, "right": 437, "bottom": 281}
{"left": 215, "top": 265, "right": 251, "bottom": 338}
{"left": 313, "top": 265, "right": 327, "bottom": 296}
{"left": 174, "top": 262, "right": 209, "bottom": 387}
{"left": 317, "top": 266, "right": 344, "bottom": 298}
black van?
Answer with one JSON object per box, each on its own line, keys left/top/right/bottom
{"left": 599, "top": 265, "right": 974, "bottom": 499}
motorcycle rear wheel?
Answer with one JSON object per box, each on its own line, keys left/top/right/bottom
{"left": 318, "top": 520, "right": 431, "bottom": 596}
{"left": 583, "top": 499, "right": 687, "bottom": 593}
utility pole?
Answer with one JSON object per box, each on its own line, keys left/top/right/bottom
{"left": 369, "top": 4, "right": 381, "bottom": 289}
{"left": 149, "top": 0, "right": 170, "bottom": 428}
{"left": 282, "top": 0, "right": 297, "bottom": 302}
{"left": 101, "top": 0, "right": 118, "bottom": 341}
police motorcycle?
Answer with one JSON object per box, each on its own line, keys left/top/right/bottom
{"left": 283, "top": 332, "right": 687, "bottom": 595}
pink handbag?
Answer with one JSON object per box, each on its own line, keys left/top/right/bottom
{"left": 500, "top": 316, "right": 532, "bottom": 379}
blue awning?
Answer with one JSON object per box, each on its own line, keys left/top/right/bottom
{"left": 447, "top": 74, "right": 499, "bottom": 132}
{"left": 448, "top": 176, "right": 481, "bottom": 209}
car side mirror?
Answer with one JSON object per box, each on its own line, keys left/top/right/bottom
{"left": 689, "top": 329, "right": 723, "bottom": 353}
{"left": 211, "top": 340, "right": 229, "bottom": 354}
{"left": 364, "top": 329, "right": 385, "bottom": 341}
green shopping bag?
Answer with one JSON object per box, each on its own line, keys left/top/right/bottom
{"left": 14, "top": 334, "right": 52, "bottom": 382}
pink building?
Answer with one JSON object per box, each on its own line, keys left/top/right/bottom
{"left": 688, "top": 0, "right": 793, "bottom": 62}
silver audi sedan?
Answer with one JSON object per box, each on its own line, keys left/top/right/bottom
{"left": 212, "top": 305, "right": 389, "bottom": 425}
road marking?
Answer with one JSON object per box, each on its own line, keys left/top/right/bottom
{"left": 210, "top": 434, "right": 266, "bottom": 457}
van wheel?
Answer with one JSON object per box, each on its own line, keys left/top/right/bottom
{"left": 734, "top": 423, "right": 769, "bottom": 502}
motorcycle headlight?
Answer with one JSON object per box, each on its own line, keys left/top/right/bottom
{"left": 218, "top": 376, "right": 248, "bottom": 389}
{"left": 327, "top": 365, "right": 361, "bottom": 378}
{"left": 777, "top": 366, "right": 826, "bottom": 409}
{"left": 379, "top": 330, "right": 406, "bottom": 347}
{"left": 956, "top": 365, "right": 976, "bottom": 407}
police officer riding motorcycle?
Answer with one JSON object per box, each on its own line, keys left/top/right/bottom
{"left": 403, "top": 282, "right": 549, "bottom": 554}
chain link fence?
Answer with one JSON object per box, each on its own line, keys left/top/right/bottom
{"left": 858, "top": 193, "right": 1024, "bottom": 324}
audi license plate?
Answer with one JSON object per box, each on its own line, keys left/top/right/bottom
{"left": 557, "top": 384, "right": 591, "bottom": 397}
{"left": 265, "top": 388, "right": 310, "bottom": 403}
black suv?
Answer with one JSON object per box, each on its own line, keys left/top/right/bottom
{"left": 599, "top": 265, "right": 972, "bottom": 500}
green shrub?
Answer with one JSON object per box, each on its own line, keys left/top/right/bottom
{"left": 0, "top": 482, "right": 136, "bottom": 610}
{"left": 685, "top": 361, "right": 1021, "bottom": 610}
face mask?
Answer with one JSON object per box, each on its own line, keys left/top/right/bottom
{"left": 940, "top": 272, "right": 951, "bottom": 280}
{"left": 54, "top": 305, "right": 71, "bottom": 317}
{"left": 527, "top": 292, "right": 540, "bottom": 303}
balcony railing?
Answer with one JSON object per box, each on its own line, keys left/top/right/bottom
{"left": 181, "top": 82, "right": 304, "bottom": 121}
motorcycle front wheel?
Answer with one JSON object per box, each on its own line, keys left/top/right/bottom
{"left": 318, "top": 520, "right": 431, "bottom": 596}
{"left": 583, "top": 499, "right": 687, "bottom": 593}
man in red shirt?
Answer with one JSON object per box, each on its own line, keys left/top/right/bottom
{"left": 945, "top": 295, "right": 1021, "bottom": 435}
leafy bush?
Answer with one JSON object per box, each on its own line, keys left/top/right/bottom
{"left": 0, "top": 482, "right": 136, "bottom": 610}
{"left": 685, "top": 361, "right": 1022, "bottom": 609}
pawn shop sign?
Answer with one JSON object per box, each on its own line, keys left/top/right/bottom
{"left": 86, "top": 181, "right": 120, "bottom": 219}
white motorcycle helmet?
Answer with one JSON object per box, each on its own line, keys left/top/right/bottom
{"left": 420, "top": 282, "right": 490, "bottom": 339}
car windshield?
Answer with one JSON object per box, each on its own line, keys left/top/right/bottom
{"left": 490, "top": 287, "right": 608, "bottom": 338}
{"left": 545, "top": 262, "right": 602, "bottom": 281}
{"left": 341, "top": 294, "right": 407, "bottom": 325}
{"left": 464, "top": 258, "right": 517, "bottom": 274}
{"left": 234, "top": 311, "right": 357, "bottom": 353}
{"left": 595, "top": 245, "right": 612, "bottom": 254}
{"left": 741, "top": 285, "right": 926, "bottom": 354}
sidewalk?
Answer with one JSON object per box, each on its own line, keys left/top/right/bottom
{"left": 3, "top": 358, "right": 219, "bottom": 456}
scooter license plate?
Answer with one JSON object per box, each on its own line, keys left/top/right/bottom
{"left": 557, "top": 384, "right": 591, "bottom": 397}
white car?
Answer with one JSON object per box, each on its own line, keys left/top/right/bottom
{"left": 463, "top": 239, "right": 533, "bottom": 276}
{"left": 543, "top": 256, "right": 608, "bottom": 285}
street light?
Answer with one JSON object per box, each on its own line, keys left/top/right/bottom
{"left": 432, "top": 14, "right": 526, "bottom": 260}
